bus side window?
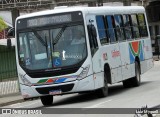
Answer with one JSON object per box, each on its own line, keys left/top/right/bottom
{"left": 106, "top": 15, "right": 117, "bottom": 43}
{"left": 137, "top": 13, "right": 148, "bottom": 37}
{"left": 131, "top": 14, "right": 140, "bottom": 39}
{"left": 87, "top": 24, "right": 98, "bottom": 56}
{"left": 114, "top": 15, "right": 125, "bottom": 41}
{"left": 123, "top": 14, "right": 133, "bottom": 40}
{"left": 96, "top": 15, "right": 108, "bottom": 44}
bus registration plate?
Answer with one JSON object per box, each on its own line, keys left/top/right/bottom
{"left": 49, "top": 89, "right": 62, "bottom": 95}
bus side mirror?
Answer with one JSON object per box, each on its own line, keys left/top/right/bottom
{"left": 7, "top": 38, "right": 12, "bottom": 49}
{"left": 7, "top": 28, "right": 15, "bottom": 38}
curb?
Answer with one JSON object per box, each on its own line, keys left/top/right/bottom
{"left": 0, "top": 97, "right": 39, "bottom": 107}
{"left": 0, "top": 92, "right": 21, "bottom": 98}
{"left": 0, "top": 93, "right": 24, "bottom": 107}
{"left": 0, "top": 99, "right": 24, "bottom": 107}
{"left": 0, "top": 93, "right": 39, "bottom": 107}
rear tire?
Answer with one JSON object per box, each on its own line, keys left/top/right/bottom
{"left": 123, "top": 78, "right": 132, "bottom": 88}
{"left": 96, "top": 72, "right": 108, "bottom": 98}
{"left": 40, "top": 95, "right": 53, "bottom": 106}
{"left": 123, "top": 61, "right": 141, "bottom": 88}
{"left": 132, "top": 61, "right": 141, "bottom": 87}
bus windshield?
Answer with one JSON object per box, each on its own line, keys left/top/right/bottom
{"left": 18, "top": 24, "right": 87, "bottom": 70}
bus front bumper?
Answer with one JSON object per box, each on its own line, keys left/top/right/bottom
{"left": 20, "top": 75, "right": 94, "bottom": 99}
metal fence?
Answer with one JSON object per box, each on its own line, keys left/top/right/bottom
{"left": 0, "top": 44, "right": 19, "bottom": 95}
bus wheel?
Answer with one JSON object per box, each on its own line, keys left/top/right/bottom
{"left": 96, "top": 72, "right": 108, "bottom": 98}
{"left": 123, "top": 79, "right": 132, "bottom": 88}
{"left": 123, "top": 61, "right": 141, "bottom": 88}
{"left": 40, "top": 95, "right": 53, "bottom": 106}
{"left": 132, "top": 61, "right": 141, "bottom": 87}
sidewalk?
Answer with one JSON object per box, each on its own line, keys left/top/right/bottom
{"left": 0, "top": 92, "right": 24, "bottom": 107}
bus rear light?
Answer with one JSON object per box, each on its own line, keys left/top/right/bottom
{"left": 19, "top": 74, "right": 32, "bottom": 87}
{"left": 77, "top": 65, "right": 90, "bottom": 80}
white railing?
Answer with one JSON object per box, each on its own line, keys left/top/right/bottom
{"left": 0, "top": 80, "right": 19, "bottom": 95}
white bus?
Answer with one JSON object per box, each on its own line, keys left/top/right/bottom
{"left": 15, "top": 6, "right": 153, "bottom": 106}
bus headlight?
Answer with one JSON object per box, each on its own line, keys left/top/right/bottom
{"left": 77, "top": 65, "right": 90, "bottom": 80}
{"left": 19, "top": 74, "right": 32, "bottom": 87}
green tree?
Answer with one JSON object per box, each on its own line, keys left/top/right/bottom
{"left": 0, "top": 17, "right": 8, "bottom": 32}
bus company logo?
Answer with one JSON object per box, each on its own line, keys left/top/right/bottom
{"left": 129, "top": 41, "right": 144, "bottom": 64}
{"left": 129, "top": 41, "right": 141, "bottom": 56}
{"left": 36, "top": 75, "right": 78, "bottom": 85}
{"left": 112, "top": 50, "right": 120, "bottom": 58}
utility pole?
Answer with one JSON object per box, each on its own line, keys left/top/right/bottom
{"left": 11, "top": 9, "right": 20, "bottom": 27}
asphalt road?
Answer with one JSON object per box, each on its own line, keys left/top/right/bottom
{"left": 2, "top": 61, "right": 160, "bottom": 117}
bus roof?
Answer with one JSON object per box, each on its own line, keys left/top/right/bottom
{"left": 16, "top": 6, "right": 145, "bottom": 20}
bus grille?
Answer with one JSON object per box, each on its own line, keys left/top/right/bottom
{"left": 35, "top": 84, "right": 74, "bottom": 94}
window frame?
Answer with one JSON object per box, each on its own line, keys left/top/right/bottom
{"left": 114, "top": 14, "right": 126, "bottom": 42}
{"left": 105, "top": 15, "right": 118, "bottom": 43}
{"left": 130, "top": 14, "right": 140, "bottom": 39}
{"left": 137, "top": 13, "right": 148, "bottom": 38}
{"left": 96, "top": 15, "right": 109, "bottom": 45}
{"left": 123, "top": 14, "right": 133, "bottom": 40}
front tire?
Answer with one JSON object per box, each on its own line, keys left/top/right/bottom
{"left": 40, "top": 95, "right": 53, "bottom": 106}
{"left": 96, "top": 72, "right": 108, "bottom": 98}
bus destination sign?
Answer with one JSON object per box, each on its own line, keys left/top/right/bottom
{"left": 27, "top": 14, "right": 72, "bottom": 28}
{"left": 17, "top": 11, "right": 83, "bottom": 30}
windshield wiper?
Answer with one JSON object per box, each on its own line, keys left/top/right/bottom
{"left": 53, "top": 25, "right": 67, "bottom": 45}
{"left": 31, "top": 29, "right": 47, "bottom": 47}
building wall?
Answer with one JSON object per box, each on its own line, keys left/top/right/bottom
{"left": 146, "top": 1, "right": 160, "bottom": 47}
{"left": 0, "top": 30, "right": 7, "bottom": 39}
